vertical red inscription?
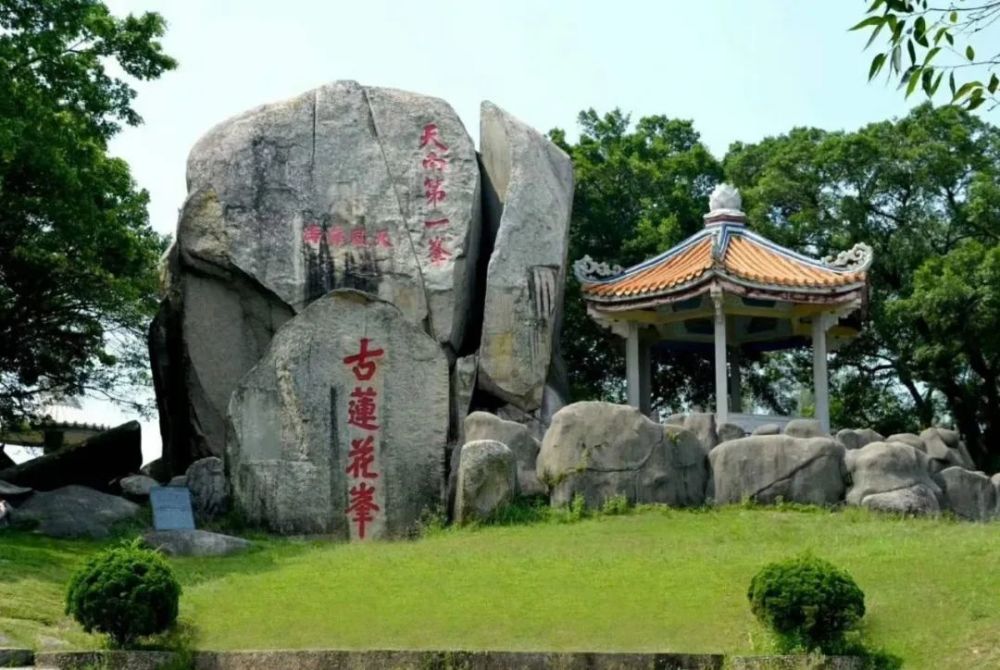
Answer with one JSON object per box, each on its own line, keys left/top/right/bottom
{"left": 342, "top": 338, "right": 385, "bottom": 539}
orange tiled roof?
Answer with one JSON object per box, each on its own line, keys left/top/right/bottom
{"left": 577, "top": 223, "right": 869, "bottom": 303}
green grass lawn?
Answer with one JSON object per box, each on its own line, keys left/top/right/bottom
{"left": 1, "top": 505, "right": 998, "bottom": 669}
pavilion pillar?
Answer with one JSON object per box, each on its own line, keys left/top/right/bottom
{"left": 626, "top": 322, "right": 651, "bottom": 416}
{"left": 712, "top": 289, "right": 728, "bottom": 425}
{"left": 812, "top": 313, "right": 831, "bottom": 433}
{"left": 729, "top": 347, "right": 743, "bottom": 414}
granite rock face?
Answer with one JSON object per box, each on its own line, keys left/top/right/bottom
{"left": 477, "top": 101, "right": 573, "bottom": 412}
{"left": 683, "top": 413, "right": 718, "bottom": 453}
{"left": 783, "top": 418, "right": 825, "bottom": 439}
{"left": 119, "top": 475, "right": 158, "bottom": 501}
{"left": 454, "top": 440, "right": 518, "bottom": 525}
{"left": 144, "top": 529, "right": 252, "bottom": 557}
{"left": 186, "top": 457, "right": 229, "bottom": 523}
{"left": 709, "top": 436, "right": 846, "bottom": 506}
{"left": 845, "top": 442, "right": 944, "bottom": 515}
{"left": 227, "top": 290, "right": 449, "bottom": 538}
{"left": 937, "top": 466, "right": 998, "bottom": 521}
{"left": 717, "top": 423, "right": 747, "bottom": 444}
{"left": 537, "top": 402, "right": 707, "bottom": 509}
{"left": 11, "top": 486, "right": 141, "bottom": 538}
{"left": 464, "top": 411, "right": 543, "bottom": 497}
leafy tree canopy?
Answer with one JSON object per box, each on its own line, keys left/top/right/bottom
{"left": 853, "top": 0, "right": 1000, "bottom": 111}
{"left": 0, "top": 0, "right": 176, "bottom": 429}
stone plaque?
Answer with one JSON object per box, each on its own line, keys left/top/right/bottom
{"left": 150, "top": 486, "right": 196, "bottom": 531}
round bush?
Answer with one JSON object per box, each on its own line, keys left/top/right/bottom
{"left": 65, "top": 539, "right": 181, "bottom": 647}
{"left": 747, "top": 554, "right": 865, "bottom": 653}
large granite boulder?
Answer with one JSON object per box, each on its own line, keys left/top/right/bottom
{"left": 885, "top": 433, "right": 925, "bottom": 451}
{"left": 153, "top": 80, "right": 482, "bottom": 471}
{"left": 937, "top": 467, "right": 998, "bottom": 521}
{"left": 227, "top": 290, "right": 449, "bottom": 538}
{"left": 0, "top": 480, "right": 33, "bottom": 502}
{"left": 10, "top": 486, "right": 141, "bottom": 538}
{"left": 186, "top": 457, "right": 229, "bottom": 523}
{"left": 454, "top": 440, "right": 517, "bottom": 525}
{"left": 752, "top": 423, "right": 781, "bottom": 436}
{"left": 464, "top": 411, "right": 543, "bottom": 496}
{"left": 717, "top": 423, "right": 747, "bottom": 444}
{"left": 920, "top": 427, "right": 973, "bottom": 470}
{"left": 536, "top": 402, "right": 707, "bottom": 509}
{"left": 0, "top": 421, "right": 141, "bottom": 493}
{"left": 845, "top": 442, "right": 944, "bottom": 515}
{"left": 709, "top": 436, "right": 846, "bottom": 506}
{"left": 783, "top": 418, "right": 825, "bottom": 439}
{"left": 477, "top": 101, "right": 573, "bottom": 412}
{"left": 683, "top": 413, "right": 718, "bottom": 453}
{"left": 119, "top": 475, "right": 158, "bottom": 501}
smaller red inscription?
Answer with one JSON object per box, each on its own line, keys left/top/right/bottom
{"left": 424, "top": 218, "right": 449, "bottom": 228}
{"left": 342, "top": 338, "right": 385, "bottom": 381}
{"left": 303, "top": 224, "right": 322, "bottom": 245}
{"left": 327, "top": 226, "right": 346, "bottom": 247}
{"left": 375, "top": 229, "right": 393, "bottom": 248}
{"left": 347, "top": 482, "right": 380, "bottom": 539}
{"left": 421, "top": 151, "right": 448, "bottom": 172}
{"left": 350, "top": 227, "right": 367, "bottom": 247}
{"left": 424, "top": 177, "right": 447, "bottom": 206}
{"left": 347, "top": 386, "right": 379, "bottom": 431}
{"left": 428, "top": 236, "right": 452, "bottom": 265}
{"left": 345, "top": 435, "right": 378, "bottom": 480}
{"left": 419, "top": 123, "right": 448, "bottom": 151}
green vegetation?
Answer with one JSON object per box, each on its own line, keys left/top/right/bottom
{"left": 747, "top": 554, "right": 866, "bottom": 654}
{"left": 66, "top": 538, "right": 181, "bottom": 647}
{"left": 1, "top": 507, "right": 998, "bottom": 668}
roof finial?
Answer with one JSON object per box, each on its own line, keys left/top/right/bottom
{"left": 705, "top": 183, "right": 746, "bottom": 225}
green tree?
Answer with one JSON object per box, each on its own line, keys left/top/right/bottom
{"left": 725, "top": 104, "right": 1000, "bottom": 467}
{"left": 853, "top": 0, "right": 1000, "bottom": 110}
{"left": 0, "top": 0, "right": 175, "bottom": 427}
{"left": 550, "top": 110, "right": 723, "bottom": 410}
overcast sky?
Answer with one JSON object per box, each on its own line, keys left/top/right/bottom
{"left": 84, "top": 1, "right": 999, "bottom": 463}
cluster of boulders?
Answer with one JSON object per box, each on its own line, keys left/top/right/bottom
{"left": 148, "top": 81, "right": 573, "bottom": 539}
{"left": 451, "top": 402, "right": 1000, "bottom": 524}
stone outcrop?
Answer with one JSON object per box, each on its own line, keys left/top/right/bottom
{"left": 717, "top": 423, "right": 746, "bottom": 444}
{"left": 477, "top": 101, "right": 573, "bottom": 412}
{"left": 10, "top": 486, "right": 141, "bottom": 538}
{"left": 119, "top": 475, "right": 158, "bottom": 501}
{"left": 464, "top": 411, "right": 543, "bottom": 497}
{"left": 752, "top": 424, "right": 780, "bottom": 436}
{"left": 454, "top": 440, "right": 518, "bottom": 525}
{"left": 144, "top": 529, "right": 252, "bottom": 557}
{"left": 536, "top": 402, "right": 707, "bottom": 509}
{"left": 186, "top": 457, "right": 229, "bottom": 523}
{"left": 683, "top": 413, "right": 718, "bottom": 453}
{"left": 709, "top": 436, "right": 846, "bottom": 506}
{"left": 845, "top": 442, "right": 944, "bottom": 515}
{"left": 920, "top": 427, "right": 974, "bottom": 470}
{"left": 937, "top": 467, "right": 998, "bottom": 521}
{"left": 783, "top": 418, "right": 825, "bottom": 439}
{"left": 227, "top": 290, "right": 449, "bottom": 538}
{"left": 0, "top": 422, "right": 141, "bottom": 493}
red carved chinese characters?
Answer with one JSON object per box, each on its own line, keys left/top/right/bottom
{"left": 327, "top": 226, "right": 346, "bottom": 247}
{"left": 423, "top": 177, "right": 447, "bottom": 207}
{"left": 346, "top": 482, "right": 380, "bottom": 539}
{"left": 424, "top": 218, "right": 449, "bottom": 228}
{"left": 303, "top": 224, "right": 323, "bottom": 245}
{"left": 375, "top": 229, "right": 392, "bottom": 248}
{"left": 342, "top": 338, "right": 386, "bottom": 539}
{"left": 421, "top": 151, "right": 448, "bottom": 172}
{"left": 419, "top": 123, "right": 448, "bottom": 151}
{"left": 428, "top": 237, "right": 452, "bottom": 265}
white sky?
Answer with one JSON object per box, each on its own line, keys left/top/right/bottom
{"left": 84, "top": 1, "right": 999, "bottom": 464}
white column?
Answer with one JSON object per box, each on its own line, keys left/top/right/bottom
{"left": 712, "top": 290, "right": 728, "bottom": 425}
{"left": 626, "top": 322, "right": 650, "bottom": 415}
{"left": 729, "top": 347, "right": 743, "bottom": 414}
{"left": 812, "top": 313, "right": 830, "bottom": 433}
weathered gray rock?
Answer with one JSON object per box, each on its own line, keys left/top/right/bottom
{"left": 846, "top": 442, "right": 944, "bottom": 516}
{"left": 665, "top": 413, "right": 686, "bottom": 426}
{"left": 10, "top": 486, "right": 141, "bottom": 538}
{"left": 752, "top": 423, "right": 781, "bottom": 436}
{"left": 451, "top": 354, "right": 478, "bottom": 443}
{"left": 168, "top": 475, "right": 187, "bottom": 487}
{"left": 994, "top": 473, "right": 1000, "bottom": 516}
{"left": 855, "top": 428, "right": 885, "bottom": 447}
{"left": 709, "top": 436, "right": 846, "bottom": 506}
{"left": 0, "top": 500, "right": 11, "bottom": 529}
{"left": 139, "top": 458, "right": 170, "bottom": 483}
{"left": 537, "top": 402, "right": 707, "bottom": 509}
{"left": 938, "top": 467, "right": 998, "bottom": 521}
{"left": 886, "top": 433, "right": 925, "bottom": 451}
{"left": 783, "top": 418, "right": 825, "bottom": 438}
{"left": 464, "top": 411, "right": 543, "bottom": 497}
{"left": 0, "top": 421, "right": 141, "bottom": 493}
{"left": 477, "top": 101, "right": 573, "bottom": 412}
{"left": 920, "top": 427, "right": 972, "bottom": 469}
{"left": 0, "top": 479, "right": 32, "bottom": 500}
{"left": 119, "top": 475, "right": 158, "bottom": 500}
{"left": 228, "top": 290, "right": 449, "bottom": 538}
{"left": 454, "top": 440, "right": 517, "bottom": 525}
{"left": 186, "top": 457, "right": 229, "bottom": 523}
{"left": 834, "top": 429, "right": 862, "bottom": 451}
{"left": 717, "top": 423, "right": 746, "bottom": 444}
{"left": 144, "top": 529, "right": 252, "bottom": 557}
{"left": 185, "top": 81, "right": 481, "bottom": 347}
{"left": 683, "top": 413, "right": 718, "bottom": 453}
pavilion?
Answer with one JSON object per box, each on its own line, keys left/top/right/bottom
{"left": 573, "top": 184, "right": 873, "bottom": 433}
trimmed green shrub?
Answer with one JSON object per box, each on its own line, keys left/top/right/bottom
{"left": 747, "top": 554, "right": 865, "bottom": 653}
{"left": 66, "top": 539, "right": 181, "bottom": 647}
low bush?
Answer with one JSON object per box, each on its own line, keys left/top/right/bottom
{"left": 747, "top": 554, "right": 865, "bottom": 654}
{"left": 66, "top": 539, "right": 182, "bottom": 648}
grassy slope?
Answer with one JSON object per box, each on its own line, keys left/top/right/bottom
{"left": 1, "top": 506, "right": 998, "bottom": 669}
